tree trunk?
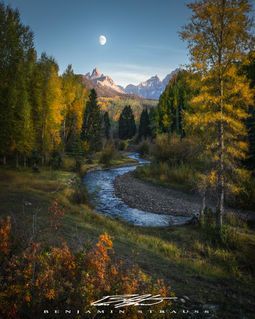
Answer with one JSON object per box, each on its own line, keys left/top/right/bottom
{"left": 216, "top": 171, "right": 224, "bottom": 229}
{"left": 200, "top": 191, "right": 206, "bottom": 223}
{"left": 16, "top": 154, "right": 19, "bottom": 168}
{"left": 3, "top": 156, "right": 6, "bottom": 165}
{"left": 200, "top": 192, "right": 206, "bottom": 217}
{"left": 216, "top": 78, "right": 225, "bottom": 231}
{"left": 176, "top": 104, "right": 180, "bottom": 134}
{"left": 45, "top": 154, "right": 49, "bottom": 166}
{"left": 23, "top": 156, "right": 27, "bottom": 168}
{"left": 63, "top": 118, "right": 66, "bottom": 146}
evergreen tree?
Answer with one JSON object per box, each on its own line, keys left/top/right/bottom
{"left": 118, "top": 106, "right": 136, "bottom": 140}
{"left": 138, "top": 109, "right": 151, "bottom": 140}
{"left": 80, "top": 89, "right": 102, "bottom": 152}
{"left": 148, "top": 107, "right": 160, "bottom": 138}
{"left": 103, "top": 112, "right": 111, "bottom": 139}
{"left": 157, "top": 70, "right": 198, "bottom": 136}
{"left": 181, "top": 0, "right": 254, "bottom": 230}
{"left": 68, "top": 133, "right": 85, "bottom": 172}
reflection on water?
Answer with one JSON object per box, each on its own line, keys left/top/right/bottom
{"left": 83, "top": 153, "right": 192, "bottom": 227}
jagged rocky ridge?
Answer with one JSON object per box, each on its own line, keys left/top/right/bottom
{"left": 83, "top": 68, "right": 126, "bottom": 97}
{"left": 125, "top": 69, "right": 180, "bottom": 99}
{"left": 82, "top": 67, "right": 179, "bottom": 99}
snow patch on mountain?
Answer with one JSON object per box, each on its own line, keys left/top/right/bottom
{"left": 85, "top": 68, "right": 125, "bottom": 94}
{"left": 125, "top": 69, "right": 180, "bottom": 99}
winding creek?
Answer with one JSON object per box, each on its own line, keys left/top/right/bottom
{"left": 84, "top": 153, "right": 193, "bottom": 227}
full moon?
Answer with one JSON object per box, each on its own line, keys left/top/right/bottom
{"left": 99, "top": 35, "right": 107, "bottom": 45}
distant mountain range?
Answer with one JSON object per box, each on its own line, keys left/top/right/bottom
{"left": 125, "top": 70, "right": 179, "bottom": 99}
{"left": 82, "top": 67, "right": 179, "bottom": 99}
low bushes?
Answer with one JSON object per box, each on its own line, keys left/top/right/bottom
{"left": 135, "top": 162, "right": 198, "bottom": 191}
{"left": 0, "top": 217, "right": 173, "bottom": 319}
{"left": 71, "top": 181, "right": 89, "bottom": 205}
{"left": 134, "top": 134, "right": 204, "bottom": 190}
{"left": 137, "top": 139, "right": 151, "bottom": 156}
{"left": 199, "top": 209, "right": 246, "bottom": 250}
{"left": 152, "top": 134, "right": 204, "bottom": 166}
{"left": 136, "top": 134, "right": 255, "bottom": 212}
{"left": 50, "top": 151, "right": 63, "bottom": 169}
{"left": 99, "top": 143, "right": 116, "bottom": 166}
{"left": 115, "top": 139, "right": 128, "bottom": 151}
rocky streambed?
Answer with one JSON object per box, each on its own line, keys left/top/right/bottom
{"left": 113, "top": 162, "right": 255, "bottom": 225}
{"left": 114, "top": 172, "right": 201, "bottom": 217}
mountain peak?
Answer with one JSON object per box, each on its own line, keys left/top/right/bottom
{"left": 151, "top": 75, "right": 160, "bottom": 80}
{"left": 91, "top": 67, "right": 102, "bottom": 78}
{"left": 84, "top": 67, "right": 125, "bottom": 96}
{"left": 147, "top": 75, "right": 161, "bottom": 83}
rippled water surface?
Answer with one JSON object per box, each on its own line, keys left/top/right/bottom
{"left": 84, "top": 153, "right": 192, "bottom": 227}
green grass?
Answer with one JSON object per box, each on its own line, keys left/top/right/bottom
{"left": 95, "top": 150, "right": 137, "bottom": 168}
{"left": 0, "top": 162, "right": 255, "bottom": 318}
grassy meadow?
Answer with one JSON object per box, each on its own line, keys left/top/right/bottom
{"left": 0, "top": 154, "right": 255, "bottom": 318}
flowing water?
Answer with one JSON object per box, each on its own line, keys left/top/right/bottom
{"left": 84, "top": 153, "right": 193, "bottom": 227}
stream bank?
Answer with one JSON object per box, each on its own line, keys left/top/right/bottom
{"left": 84, "top": 153, "right": 194, "bottom": 227}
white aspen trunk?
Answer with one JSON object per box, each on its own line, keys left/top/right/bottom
{"left": 201, "top": 191, "right": 206, "bottom": 218}
{"left": 216, "top": 78, "right": 224, "bottom": 231}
